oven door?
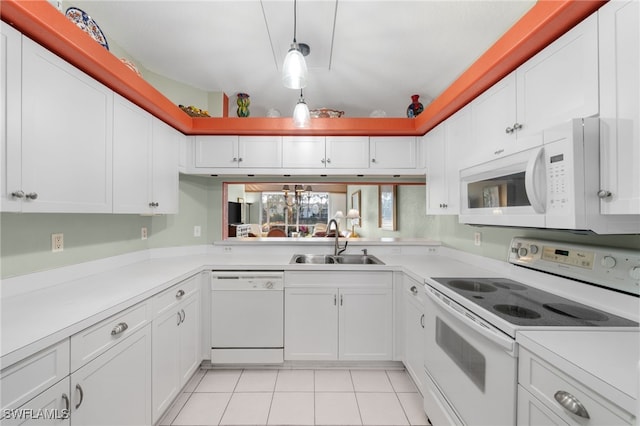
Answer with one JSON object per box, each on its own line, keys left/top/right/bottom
{"left": 423, "top": 286, "right": 517, "bottom": 426}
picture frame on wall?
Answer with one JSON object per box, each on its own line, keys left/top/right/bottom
{"left": 378, "top": 185, "right": 397, "bottom": 230}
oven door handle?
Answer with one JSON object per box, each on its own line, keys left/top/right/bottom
{"left": 425, "top": 287, "right": 515, "bottom": 354}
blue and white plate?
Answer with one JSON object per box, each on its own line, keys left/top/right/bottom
{"left": 65, "top": 7, "right": 109, "bottom": 50}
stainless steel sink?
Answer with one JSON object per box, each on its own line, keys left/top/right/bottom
{"left": 290, "top": 254, "right": 385, "bottom": 265}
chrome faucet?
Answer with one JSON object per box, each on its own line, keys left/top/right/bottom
{"left": 328, "top": 219, "right": 348, "bottom": 256}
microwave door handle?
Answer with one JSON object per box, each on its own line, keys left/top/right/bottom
{"left": 525, "top": 147, "right": 546, "bottom": 213}
{"left": 425, "top": 287, "right": 515, "bottom": 354}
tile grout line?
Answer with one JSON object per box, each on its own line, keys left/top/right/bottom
{"left": 386, "top": 370, "right": 412, "bottom": 426}
{"left": 349, "top": 369, "right": 365, "bottom": 426}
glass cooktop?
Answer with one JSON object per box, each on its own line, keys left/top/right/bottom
{"left": 432, "top": 277, "right": 638, "bottom": 327}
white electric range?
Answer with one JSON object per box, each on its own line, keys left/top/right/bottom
{"left": 422, "top": 237, "right": 639, "bottom": 426}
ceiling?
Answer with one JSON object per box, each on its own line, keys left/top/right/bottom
{"left": 69, "top": 1, "right": 535, "bottom": 118}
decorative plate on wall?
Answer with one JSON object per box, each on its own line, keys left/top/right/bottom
{"left": 65, "top": 7, "right": 109, "bottom": 50}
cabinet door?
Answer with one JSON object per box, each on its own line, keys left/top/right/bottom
{"left": 598, "top": 0, "right": 640, "bottom": 215}
{"left": 338, "top": 287, "right": 393, "bottom": 361}
{"left": 325, "top": 136, "right": 370, "bottom": 169}
{"left": 1, "top": 23, "right": 22, "bottom": 212}
{"left": 517, "top": 386, "right": 568, "bottom": 426}
{"left": 370, "top": 137, "right": 416, "bottom": 169}
{"left": 517, "top": 13, "right": 599, "bottom": 139}
{"left": 471, "top": 72, "right": 517, "bottom": 162}
{"left": 194, "top": 136, "right": 238, "bottom": 168}
{"left": 404, "top": 296, "right": 425, "bottom": 393}
{"left": 151, "top": 119, "right": 179, "bottom": 214}
{"left": 2, "top": 379, "right": 71, "bottom": 426}
{"left": 178, "top": 293, "right": 201, "bottom": 387}
{"left": 238, "top": 136, "right": 282, "bottom": 168}
{"left": 441, "top": 106, "right": 470, "bottom": 215}
{"left": 112, "top": 95, "right": 152, "bottom": 214}
{"left": 425, "top": 123, "right": 447, "bottom": 214}
{"left": 151, "top": 309, "right": 180, "bottom": 424}
{"left": 282, "top": 136, "right": 326, "bottom": 168}
{"left": 21, "top": 37, "right": 113, "bottom": 213}
{"left": 71, "top": 326, "right": 151, "bottom": 426}
{"left": 284, "top": 287, "right": 338, "bottom": 360}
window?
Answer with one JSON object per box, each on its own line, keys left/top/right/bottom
{"left": 261, "top": 192, "right": 330, "bottom": 236}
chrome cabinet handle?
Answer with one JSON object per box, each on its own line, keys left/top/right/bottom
{"left": 176, "top": 289, "right": 185, "bottom": 298}
{"left": 513, "top": 122, "right": 523, "bottom": 131}
{"left": 597, "top": 190, "right": 612, "bottom": 199}
{"left": 149, "top": 202, "right": 159, "bottom": 207}
{"left": 11, "top": 190, "right": 24, "bottom": 199}
{"left": 554, "top": 391, "right": 590, "bottom": 419}
{"left": 420, "top": 314, "right": 425, "bottom": 328}
{"left": 180, "top": 309, "right": 185, "bottom": 324}
{"left": 505, "top": 126, "right": 514, "bottom": 134}
{"left": 321, "top": 158, "right": 326, "bottom": 164}
{"left": 75, "top": 384, "right": 84, "bottom": 409}
{"left": 238, "top": 157, "right": 243, "bottom": 162}
{"left": 232, "top": 157, "right": 238, "bottom": 162}
{"left": 62, "top": 393, "right": 70, "bottom": 412}
{"left": 439, "top": 203, "right": 448, "bottom": 208}
{"left": 410, "top": 286, "right": 418, "bottom": 295}
{"left": 494, "top": 149, "right": 504, "bottom": 156}
{"left": 177, "top": 312, "right": 182, "bottom": 325}
{"left": 111, "top": 322, "right": 128, "bottom": 336}
{"left": 25, "top": 192, "right": 38, "bottom": 200}
{"left": 326, "top": 158, "right": 331, "bottom": 164}
{"left": 340, "top": 294, "right": 343, "bottom": 306}
{"left": 334, "top": 294, "right": 337, "bottom": 305}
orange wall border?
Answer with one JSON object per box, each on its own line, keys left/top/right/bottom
{"left": 2, "top": 0, "right": 605, "bottom": 137}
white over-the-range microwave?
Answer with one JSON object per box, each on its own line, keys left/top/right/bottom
{"left": 459, "top": 118, "right": 639, "bottom": 234}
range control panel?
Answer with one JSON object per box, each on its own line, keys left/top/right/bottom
{"left": 509, "top": 237, "right": 640, "bottom": 296}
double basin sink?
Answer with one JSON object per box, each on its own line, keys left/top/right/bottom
{"left": 290, "top": 254, "right": 385, "bottom": 265}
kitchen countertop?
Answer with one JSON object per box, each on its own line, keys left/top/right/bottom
{"left": 2, "top": 243, "right": 638, "bottom": 410}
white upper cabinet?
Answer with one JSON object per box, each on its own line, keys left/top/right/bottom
{"left": 113, "top": 96, "right": 179, "bottom": 214}
{"left": 369, "top": 137, "right": 417, "bottom": 169}
{"left": 282, "top": 136, "right": 327, "bottom": 168}
{"left": 194, "top": 135, "right": 282, "bottom": 169}
{"left": 19, "top": 36, "right": 114, "bottom": 213}
{"left": 1, "top": 23, "right": 21, "bottom": 212}
{"left": 471, "top": 13, "right": 599, "bottom": 164}
{"left": 426, "top": 105, "right": 470, "bottom": 215}
{"left": 325, "top": 136, "right": 370, "bottom": 169}
{"left": 598, "top": 0, "right": 640, "bottom": 215}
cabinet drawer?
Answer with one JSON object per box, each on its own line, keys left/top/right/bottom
{"left": 70, "top": 301, "right": 151, "bottom": 372}
{"left": 285, "top": 271, "right": 392, "bottom": 288}
{"left": 153, "top": 274, "right": 200, "bottom": 316}
{"left": 518, "top": 348, "right": 634, "bottom": 425}
{"left": 1, "top": 340, "right": 69, "bottom": 411}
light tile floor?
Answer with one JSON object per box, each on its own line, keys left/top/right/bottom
{"left": 159, "top": 368, "right": 431, "bottom": 426}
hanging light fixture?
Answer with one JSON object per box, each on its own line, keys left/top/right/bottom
{"left": 282, "top": 0, "right": 309, "bottom": 89}
{"left": 293, "top": 89, "right": 310, "bottom": 128}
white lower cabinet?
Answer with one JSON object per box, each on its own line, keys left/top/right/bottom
{"left": 284, "top": 271, "right": 393, "bottom": 361}
{"left": 70, "top": 325, "right": 152, "bottom": 426}
{"left": 517, "top": 347, "right": 635, "bottom": 426}
{"left": 1, "top": 379, "right": 71, "bottom": 426}
{"left": 403, "top": 276, "right": 425, "bottom": 393}
{"left": 151, "top": 277, "right": 201, "bottom": 424}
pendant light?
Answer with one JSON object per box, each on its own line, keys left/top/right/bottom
{"left": 282, "top": 0, "right": 308, "bottom": 89}
{"left": 293, "top": 89, "right": 310, "bottom": 128}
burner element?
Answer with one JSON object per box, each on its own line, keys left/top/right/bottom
{"left": 494, "top": 304, "right": 541, "bottom": 319}
{"left": 448, "top": 280, "right": 497, "bottom": 293}
{"left": 543, "top": 303, "right": 609, "bottom": 321}
{"left": 492, "top": 281, "right": 527, "bottom": 291}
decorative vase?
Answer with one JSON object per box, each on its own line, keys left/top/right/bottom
{"left": 236, "top": 93, "right": 250, "bottom": 117}
{"left": 406, "top": 94, "right": 424, "bottom": 118}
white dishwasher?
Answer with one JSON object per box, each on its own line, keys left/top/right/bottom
{"left": 210, "top": 271, "right": 284, "bottom": 364}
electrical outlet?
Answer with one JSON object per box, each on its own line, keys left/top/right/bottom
{"left": 193, "top": 225, "right": 201, "bottom": 237}
{"left": 141, "top": 227, "right": 148, "bottom": 240}
{"left": 474, "top": 231, "right": 482, "bottom": 246}
{"left": 51, "top": 233, "right": 64, "bottom": 252}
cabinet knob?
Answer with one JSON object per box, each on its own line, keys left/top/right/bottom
{"left": 321, "top": 158, "right": 326, "bottom": 164}
{"left": 326, "top": 158, "right": 331, "bottom": 164}
{"left": 554, "top": 391, "right": 590, "bottom": 419}
{"left": 176, "top": 289, "right": 185, "bottom": 298}
{"left": 238, "top": 157, "right": 243, "bottom": 162}
{"left": 111, "top": 322, "right": 129, "bottom": 336}
{"left": 505, "top": 126, "right": 514, "bottom": 134}
{"left": 371, "top": 158, "right": 376, "bottom": 163}
{"left": 11, "top": 190, "right": 24, "bottom": 199}
{"left": 25, "top": 192, "right": 38, "bottom": 200}
{"left": 512, "top": 122, "right": 523, "bottom": 131}
{"left": 232, "top": 157, "right": 238, "bottom": 162}
{"left": 597, "top": 190, "right": 612, "bottom": 199}
{"left": 410, "top": 285, "right": 418, "bottom": 295}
